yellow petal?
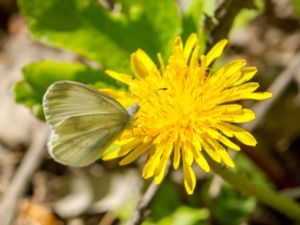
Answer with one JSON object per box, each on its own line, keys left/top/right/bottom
{"left": 182, "top": 142, "right": 194, "bottom": 166}
{"left": 210, "top": 59, "right": 246, "bottom": 84}
{"left": 190, "top": 135, "right": 210, "bottom": 172}
{"left": 119, "top": 142, "right": 151, "bottom": 165}
{"left": 240, "top": 92, "right": 272, "bottom": 100}
{"left": 154, "top": 142, "right": 173, "bottom": 184}
{"left": 173, "top": 36, "right": 183, "bottom": 51}
{"left": 105, "top": 70, "right": 132, "bottom": 85}
{"left": 101, "top": 144, "right": 121, "bottom": 160}
{"left": 206, "top": 128, "right": 240, "bottom": 151}
{"left": 222, "top": 109, "right": 256, "bottom": 123}
{"left": 223, "top": 59, "right": 247, "bottom": 77}
{"left": 206, "top": 39, "right": 228, "bottom": 66}
{"left": 102, "top": 138, "right": 140, "bottom": 160}
{"left": 173, "top": 138, "right": 181, "bottom": 169}
{"left": 99, "top": 89, "right": 131, "bottom": 107}
{"left": 142, "top": 148, "right": 163, "bottom": 179}
{"left": 234, "top": 130, "right": 257, "bottom": 146}
{"left": 190, "top": 45, "right": 200, "bottom": 70}
{"left": 157, "top": 53, "right": 165, "bottom": 70}
{"left": 228, "top": 82, "right": 260, "bottom": 94}
{"left": 217, "top": 134, "right": 241, "bottom": 151}
{"left": 131, "top": 49, "right": 157, "bottom": 79}
{"left": 194, "top": 153, "right": 210, "bottom": 172}
{"left": 202, "top": 139, "right": 222, "bottom": 163}
{"left": 183, "top": 33, "right": 198, "bottom": 63}
{"left": 215, "top": 123, "right": 234, "bottom": 137}
{"left": 183, "top": 155, "right": 196, "bottom": 195}
{"left": 218, "top": 149, "right": 235, "bottom": 167}
{"left": 142, "top": 163, "right": 153, "bottom": 179}
{"left": 131, "top": 53, "right": 149, "bottom": 78}
{"left": 136, "top": 49, "right": 156, "bottom": 69}
{"left": 235, "top": 67, "right": 257, "bottom": 85}
{"left": 220, "top": 122, "right": 257, "bottom": 146}
{"left": 216, "top": 104, "right": 242, "bottom": 112}
{"left": 102, "top": 145, "right": 124, "bottom": 161}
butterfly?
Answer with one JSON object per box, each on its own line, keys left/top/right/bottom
{"left": 43, "top": 81, "right": 139, "bottom": 166}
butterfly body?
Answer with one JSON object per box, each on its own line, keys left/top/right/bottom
{"left": 43, "top": 81, "right": 138, "bottom": 167}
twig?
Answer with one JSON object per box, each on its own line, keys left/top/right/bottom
{"left": 125, "top": 182, "right": 160, "bottom": 225}
{"left": 207, "top": 0, "right": 256, "bottom": 48}
{"left": 0, "top": 124, "right": 48, "bottom": 225}
{"left": 280, "top": 187, "right": 300, "bottom": 200}
{"left": 125, "top": 163, "right": 171, "bottom": 225}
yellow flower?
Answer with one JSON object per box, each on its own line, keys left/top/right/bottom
{"left": 102, "top": 33, "right": 272, "bottom": 195}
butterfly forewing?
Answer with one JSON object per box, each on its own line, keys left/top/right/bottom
{"left": 43, "top": 81, "right": 130, "bottom": 166}
{"left": 43, "top": 81, "right": 128, "bottom": 128}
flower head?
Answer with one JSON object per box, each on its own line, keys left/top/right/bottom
{"left": 102, "top": 34, "right": 272, "bottom": 194}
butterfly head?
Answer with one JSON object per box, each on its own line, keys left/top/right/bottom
{"left": 127, "top": 103, "right": 140, "bottom": 119}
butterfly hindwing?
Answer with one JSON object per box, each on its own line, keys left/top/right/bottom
{"left": 49, "top": 113, "right": 127, "bottom": 166}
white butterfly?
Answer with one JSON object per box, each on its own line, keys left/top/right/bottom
{"left": 43, "top": 81, "right": 139, "bottom": 166}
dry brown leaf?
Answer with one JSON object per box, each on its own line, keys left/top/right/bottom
{"left": 16, "top": 199, "right": 63, "bottom": 225}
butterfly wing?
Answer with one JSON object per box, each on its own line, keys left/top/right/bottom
{"left": 43, "top": 81, "right": 128, "bottom": 128}
{"left": 43, "top": 81, "right": 129, "bottom": 166}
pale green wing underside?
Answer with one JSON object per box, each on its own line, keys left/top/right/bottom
{"left": 49, "top": 113, "right": 127, "bottom": 166}
{"left": 43, "top": 81, "right": 128, "bottom": 128}
{"left": 43, "top": 81, "right": 129, "bottom": 167}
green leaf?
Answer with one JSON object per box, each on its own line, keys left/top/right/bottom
{"left": 171, "top": 206, "right": 209, "bottom": 225}
{"left": 181, "top": 0, "right": 218, "bottom": 54}
{"left": 230, "top": 0, "right": 264, "bottom": 33}
{"left": 182, "top": 0, "right": 204, "bottom": 42}
{"left": 203, "top": 0, "right": 217, "bottom": 17}
{"left": 212, "top": 185, "right": 257, "bottom": 225}
{"left": 14, "top": 61, "right": 119, "bottom": 119}
{"left": 143, "top": 206, "right": 209, "bottom": 225}
{"left": 150, "top": 181, "right": 182, "bottom": 220}
{"left": 294, "top": 0, "right": 300, "bottom": 19}
{"left": 19, "top": 0, "right": 181, "bottom": 72}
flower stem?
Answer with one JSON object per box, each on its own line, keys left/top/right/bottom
{"left": 209, "top": 159, "right": 300, "bottom": 221}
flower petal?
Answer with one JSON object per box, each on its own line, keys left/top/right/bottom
{"left": 103, "top": 138, "right": 141, "bottom": 160}
{"left": 217, "top": 134, "right": 240, "bottom": 151}
{"left": 194, "top": 152, "right": 210, "bottom": 172}
{"left": 235, "top": 67, "right": 257, "bottom": 85}
{"left": 218, "top": 148, "right": 235, "bottom": 167}
{"left": 142, "top": 147, "right": 164, "bottom": 179}
{"left": 131, "top": 49, "right": 157, "bottom": 79}
{"left": 105, "top": 70, "right": 132, "bottom": 85}
{"left": 201, "top": 139, "right": 222, "bottom": 163}
{"left": 155, "top": 141, "right": 173, "bottom": 184}
{"left": 219, "top": 122, "right": 257, "bottom": 146}
{"left": 222, "top": 108, "right": 256, "bottom": 123}
{"left": 184, "top": 33, "right": 198, "bottom": 63}
{"left": 173, "top": 138, "right": 181, "bottom": 169}
{"left": 206, "top": 39, "right": 228, "bottom": 66}
{"left": 240, "top": 92, "right": 273, "bottom": 100}
{"left": 183, "top": 154, "right": 196, "bottom": 195}
{"left": 119, "top": 142, "right": 152, "bottom": 165}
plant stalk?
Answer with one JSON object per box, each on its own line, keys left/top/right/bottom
{"left": 210, "top": 160, "right": 300, "bottom": 221}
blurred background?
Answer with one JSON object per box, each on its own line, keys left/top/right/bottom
{"left": 1, "top": 0, "right": 300, "bottom": 225}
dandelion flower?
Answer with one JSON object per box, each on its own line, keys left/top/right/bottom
{"left": 102, "top": 34, "right": 272, "bottom": 194}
